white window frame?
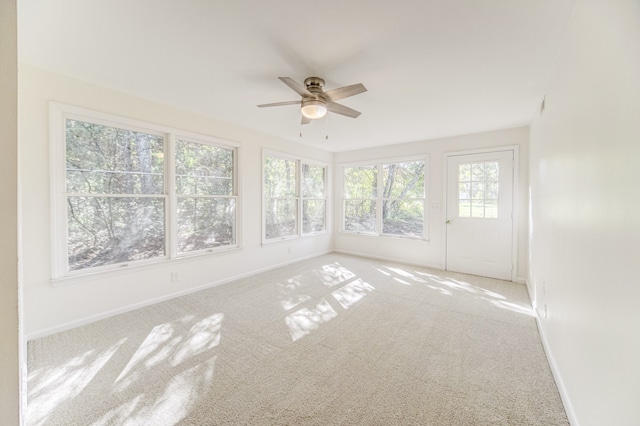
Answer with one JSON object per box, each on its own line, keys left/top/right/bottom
{"left": 262, "top": 150, "right": 328, "bottom": 244}
{"left": 340, "top": 155, "right": 429, "bottom": 240}
{"left": 50, "top": 103, "right": 240, "bottom": 281}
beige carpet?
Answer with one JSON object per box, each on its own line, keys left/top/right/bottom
{"left": 27, "top": 253, "right": 568, "bottom": 425}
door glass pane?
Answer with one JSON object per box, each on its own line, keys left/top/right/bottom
{"left": 458, "top": 161, "right": 499, "bottom": 218}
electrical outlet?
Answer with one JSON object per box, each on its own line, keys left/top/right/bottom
{"left": 287, "top": 246, "right": 292, "bottom": 255}
{"left": 171, "top": 272, "right": 179, "bottom": 282}
{"left": 544, "top": 304, "right": 548, "bottom": 319}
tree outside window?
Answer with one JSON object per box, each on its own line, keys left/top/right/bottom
{"left": 343, "top": 159, "right": 425, "bottom": 238}
{"left": 263, "top": 154, "right": 327, "bottom": 241}
{"left": 55, "top": 106, "right": 238, "bottom": 277}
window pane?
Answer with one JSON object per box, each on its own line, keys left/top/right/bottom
{"left": 472, "top": 163, "right": 485, "bottom": 181}
{"left": 302, "top": 164, "right": 325, "bottom": 198}
{"left": 67, "top": 196, "right": 165, "bottom": 271}
{"left": 344, "top": 166, "right": 377, "bottom": 199}
{"left": 344, "top": 200, "right": 376, "bottom": 232}
{"left": 265, "top": 199, "right": 297, "bottom": 239}
{"left": 485, "top": 200, "right": 498, "bottom": 219}
{"left": 485, "top": 162, "right": 498, "bottom": 180}
{"left": 175, "top": 140, "right": 233, "bottom": 196}
{"left": 472, "top": 182, "right": 485, "bottom": 199}
{"left": 382, "top": 200, "right": 424, "bottom": 237}
{"left": 66, "top": 119, "right": 164, "bottom": 194}
{"left": 459, "top": 164, "right": 471, "bottom": 182}
{"left": 303, "top": 199, "right": 325, "bottom": 234}
{"left": 382, "top": 161, "right": 425, "bottom": 199}
{"left": 458, "top": 160, "right": 500, "bottom": 219}
{"left": 265, "top": 157, "right": 296, "bottom": 198}
{"left": 177, "top": 197, "right": 235, "bottom": 253}
{"left": 459, "top": 200, "right": 471, "bottom": 217}
{"left": 486, "top": 182, "right": 499, "bottom": 200}
{"left": 471, "top": 201, "right": 485, "bottom": 218}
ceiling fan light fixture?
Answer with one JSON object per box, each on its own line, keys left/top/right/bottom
{"left": 301, "top": 99, "right": 327, "bottom": 119}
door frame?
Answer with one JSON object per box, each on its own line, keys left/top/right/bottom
{"left": 442, "top": 146, "right": 520, "bottom": 282}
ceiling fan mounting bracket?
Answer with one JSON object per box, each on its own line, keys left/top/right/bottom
{"left": 304, "top": 77, "right": 325, "bottom": 92}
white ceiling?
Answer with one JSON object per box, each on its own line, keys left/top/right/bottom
{"left": 18, "top": 0, "right": 576, "bottom": 152}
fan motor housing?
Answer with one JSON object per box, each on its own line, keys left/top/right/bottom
{"left": 304, "top": 77, "right": 325, "bottom": 94}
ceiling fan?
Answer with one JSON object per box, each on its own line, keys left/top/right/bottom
{"left": 257, "top": 77, "right": 367, "bottom": 124}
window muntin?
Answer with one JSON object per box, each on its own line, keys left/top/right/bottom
{"left": 263, "top": 153, "right": 327, "bottom": 242}
{"left": 343, "top": 159, "right": 426, "bottom": 238}
{"left": 175, "top": 140, "right": 236, "bottom": 253}
{"left": 53, "top": 105, "right": 238, "bottom": 278}
{"left": 458, "top": 161, "right": 499, "bottom": 219}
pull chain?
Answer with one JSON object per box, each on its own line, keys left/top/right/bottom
{"left": 325, "top": 114, "right": 329, "bottom": 140}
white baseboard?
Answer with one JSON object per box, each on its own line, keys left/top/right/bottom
{"left": 331, "top": 249, "right": 443, "bottom": 271}
{"left": 533, "top": 308, "right": 580, "bottom": 426}
{"left": 26, "top": 250, "right": 331, "bottom": 341}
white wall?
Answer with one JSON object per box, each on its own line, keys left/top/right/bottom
{"left": 20, "top": 66, "right": 334, "bottom": 339}
{"left": 1, "top": 0, "right": 23, "bottom": 423}
{"left": 529, "top": 0, "right": 640, "bottom": 424}
{"left": 334, "top": 126, "right": 529, "bottom": 280}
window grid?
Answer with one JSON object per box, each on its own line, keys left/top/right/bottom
{"left": 343, "top": 160, "right": 426, "bottom": 238}
{"left": 458, "top": 161, "right": 499, "bottom": 219}
{"left": 263, "top": 154, "right": 327, "bottom": 242}
{"left": 52, "top": 105, "right": 239, "bottom": 278}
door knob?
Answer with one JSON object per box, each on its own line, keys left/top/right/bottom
{"left": 446, "top": 220, "right": 451, "bottom": 224}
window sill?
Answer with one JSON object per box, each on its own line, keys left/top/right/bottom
{"left": 262, "top": 230, "right": 329, "bottom": 246}
{"left": 338, "top": 230, "right": 430, "bottom": 242}
{"left": 50, "top": 246, "right": 242, "bottom": 287}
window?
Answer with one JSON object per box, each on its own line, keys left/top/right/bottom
{"left": 263, "top": 152, "right": 327, "bottom": 242}
{"left": 302, "top": 164, "right": 326, "bottom": 234}
{"left": 458, "top": 161, "right": 499, "bottom": 218}
{"left": 343, "top": 165, "right": 377, "bottom": 233}
{"left": 175, "top": 140, "right": 236, "bottom": 252}
{"left": 51, "top": 104, "right": 238, "bottom": 278}
{"left": 343, "top": 159, "right": 426, "bottom": 238}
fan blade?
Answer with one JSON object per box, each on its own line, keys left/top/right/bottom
{"left": 327, "top": 102, "right": 361, "bottom": 118}
{"left": 257, "top": 100, "right": 300, "bottom": 108}
{"left": 301, "top": 115, "right": 311, "bottom": 125}
{"left": 279, "top": 77, "right": 313, "bottom": 97}
{"left": 323, "top": 83, "right": 367, "bottom": 102}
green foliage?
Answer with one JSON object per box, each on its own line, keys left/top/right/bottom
{"left": 344, "top": 160, "right": 425, "bottom": 236}
{"left": 66, "top": 119, "right": 164, "bottom": 194}
{"left": 65, "top": 119, "right": 236, "bottom": 271}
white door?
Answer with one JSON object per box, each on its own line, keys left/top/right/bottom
{"left": 446, "top": 150, "right": 514, "bottom": 280}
